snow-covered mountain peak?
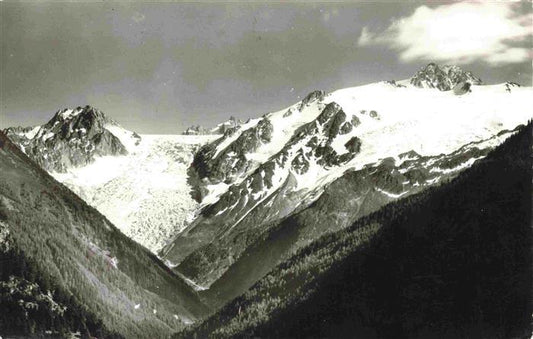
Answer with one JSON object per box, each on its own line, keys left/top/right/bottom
{"left": 45, "top": 105, "right": 116, "bottom": 128}
{"left": 163, "top": 80, "right": 532, "bottom": 288}
{"left": 3, "top": 105, "right": 141, "bottom": 172}
{"left": 190, "top": 80, "right": 531, "bottom": 208}
{"left": 5, "top": 105, "right": 219, "bottom": 253}
{"left": 5, "top": 72, "right": 531, "bottom": 262}
{"left": 410, "top": 62, "right": 482, "bottom": 91}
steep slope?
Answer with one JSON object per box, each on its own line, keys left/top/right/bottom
{"left": 162, "top": 74, "right": 532, "bottom": 290}
{"left": 0, "top": 131, "right": 208, "bottom": 338}
{"left": 410, "top": 63, "right": 482, "bottom": 90}
{"left": 199, "top": 127, "right": 519, "bottom": 308}
{"left": 182, "top": 121, "right": 532, "bottom": 339}
{"left": 4, "top": 106, "right": 139, "bottom": 173}
{"left": 6, "top": 107, "right": 218, "bottom": 253}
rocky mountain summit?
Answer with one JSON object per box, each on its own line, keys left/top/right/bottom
{"left": 4, "top": 106, "right": 218, "bottom": 253}
{"left": 4, "top": 106, "right": 140, "bottom": 172}
{"left": 162, "top": 68, "right": 531, "bottom": 296}
{"left": 410, "top": 63, "right": 482, "bottom": 91}
{"left": 190, "top": 116, "right": 274, "bottom": 200}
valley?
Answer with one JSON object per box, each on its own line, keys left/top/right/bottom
{"left": 2, "top": 63, "right": 532, "bottom": 338}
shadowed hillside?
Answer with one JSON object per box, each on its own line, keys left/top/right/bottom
{"left": 0, "top": 131, "right": 208, "bottom": 338}
{"left": 183, "top": 121, "right": 532, "bottom": 339}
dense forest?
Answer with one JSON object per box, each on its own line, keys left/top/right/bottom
{"left": 182, "top": 121, "right": 532, "bottom": 338}
{"left": 0, "top": 131, "right": 208, "bottom": 338}
{"left": 0, "top": 242, "right": 124, "bottom": 338}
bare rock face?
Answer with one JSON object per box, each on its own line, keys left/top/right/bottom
{"left": 164, "top": 101, "right": 366, "bottom": 286}
{"left": 212, "top": 116, "right": 244, "bottom": 134}
{"left": 291, "top": 150, "right": 310, "bottom": 175}
{"left": 453, "top": 81, "right": 472, "bottom": 95}
{"left": 384, "top": 80, "right": 406, "bottom": 88}
{"left": 183, "top": 125, "right": 210, "bottom": 135}
{"left": 4, "top": 106, "right": 130, "bottom": 172}
{"left": 410, "top": 63, "right": 482, "bottom": 91}
{"left": 191, "top": 117, "right": 274, "bottom": 189}
{"left": 299, "top": 90, "right": 326, "bottom": 111}
{"left": 505, "top": 82, "right": 521, "bottom": 93}
{"left": 182, "top": 116, "right": 244, "bottom": 135}
{"left": 344, "top": 136, "right": 362, "bottom": 153}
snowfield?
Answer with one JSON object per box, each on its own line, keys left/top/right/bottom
{"left": 199, "top": 81, "right": 532, "bottom": 208}
{"left": 52, "top": 134, "right": 218, "bottom": 253}
{"left": 293, "top": 82, "right": 533, "bottom": 193}
{"left": 49, "top": 81, "right": 532, "bottom": 255}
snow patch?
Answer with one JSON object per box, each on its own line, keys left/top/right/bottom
{"left": 376, "top": 188, "right": 409, "bottom": 199}
{"left": 105, "top": 124, "right": 139, "bottom": 152}
{"left": 24, "top": 126, "right": 41, "bottom": 139}
{"left": 175, "top": 271, "right": 209, "bottom": 291}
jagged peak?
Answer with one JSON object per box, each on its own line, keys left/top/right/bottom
{"left": 299, "top": 90, "right": 326, "bottom": 111}
{"left": 46, "top": 105, "right": 117, "bottom": 128}
{"left": 4, "top": 105, "right": 133, "bottom": 172}
{"left": 410, "top": 63, "right": 482, "bottom": 91}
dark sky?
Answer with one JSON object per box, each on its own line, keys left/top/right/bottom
{"left": 1, "top": 1, "right": 531, "bottom": 134}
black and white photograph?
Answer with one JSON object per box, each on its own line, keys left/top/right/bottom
{"left": 0, "top": 1, "right": 532, "bottom": 338}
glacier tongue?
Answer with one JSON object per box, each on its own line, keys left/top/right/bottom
{"left": 51, "top": 134, "right": 218, "bottom": 253}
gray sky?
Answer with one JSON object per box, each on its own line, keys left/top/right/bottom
{"left": 1, "top": 1, "right": 531, "bottom": 134}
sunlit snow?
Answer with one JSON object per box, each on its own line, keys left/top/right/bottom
{"left": 47, "top": 81, "right": 531, "bottom": 256}
{"left": 52, "top": 134, "right": 217, "bottom": 253}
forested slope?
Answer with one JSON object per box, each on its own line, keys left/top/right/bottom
{"left": 183, "top": 121, "right": 532, "bottom": 339}
{"left": 0, "top": 131, "right": 208, "bottom": 338}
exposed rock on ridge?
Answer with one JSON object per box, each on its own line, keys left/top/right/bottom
{"left": 410, "top": 63, "right": 482, "bottom": 91}
{"left": 4, "top": 106, "right": 138, "bottom": 172}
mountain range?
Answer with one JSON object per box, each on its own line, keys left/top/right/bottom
{"left": 1, "top": 63, "right": 531, "bottom": 338}
{"left": 183, "top": 119, "right": 532, "bottom": 339}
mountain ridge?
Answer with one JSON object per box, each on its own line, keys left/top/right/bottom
{"left": 180, "top": 121, "right": 532, "bottom": 339}
{"left": 1, "top": 63, "right": 531, "bottom": 338}
{"left": 3, "top": 105, "right": 141, "bottom": 173}
{"left": 162, "top": 76, "right": 531, "bottom": 292}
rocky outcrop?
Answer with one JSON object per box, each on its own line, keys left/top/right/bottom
{"left": 191, "top": 117, "right": 273, "bottom": 189}
{"left": 344, "top": 136, "right": 362, "bottom": 153}
{"left": 299, "top": 90, "right": 325, "bottom": 111}
{"left": 197, "top": 128, "right": 520, "bottom": 307}
{"left": 410, "top": 63, "right": 482, "bottom": 91}
{"left": 163, "top": 102, "right": 366, "bottom": 286}
{"left": 505, "top": 82, "right": 521, "bottom": 93}
{"left": 183, "top": 125, "right": 210, "bottom": 135}
{"left": 182, "top": 116, "right": 243, "bottom": 136}
{"left": 4, "top": 106, "right": 132, "bottom": 172}
{"left": 453, "top": 81, "right": 472, "bottom": 95}
{"left": 211, "top": 116, "right": 243, "bottom": 134}
{"left": 384, "top": 80, "right": 406, "bottom": 88}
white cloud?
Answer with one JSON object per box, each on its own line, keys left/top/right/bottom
{"left": 358, "top": 1, "right": 532, "bottom": 65}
